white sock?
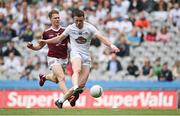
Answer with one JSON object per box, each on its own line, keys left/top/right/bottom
{"left": 59, "top": 97, "right": 65, "bottom": 103}
{"left": 73, "top": 85, "right": 78, "bottom": 90}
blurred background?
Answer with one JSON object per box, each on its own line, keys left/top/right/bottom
{"left": 0, "top": 0, "right": 180, "bottom": 109}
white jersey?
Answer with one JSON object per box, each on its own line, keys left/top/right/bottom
{"left": 62, "top": 22, "right": 98, "bottom": 56}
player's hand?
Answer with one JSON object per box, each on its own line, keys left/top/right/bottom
{"left": 110, "top": 44, "right": 120, "bottom": 53}
{"left": 27, "top": 42, "right": 33, "bottom": 49}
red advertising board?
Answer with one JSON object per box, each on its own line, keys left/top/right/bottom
{"left": 0, "top": 90, "right": 177, "bottom": 109}
{"left": 0, "top": 91, "right": 3, "bottom": 108}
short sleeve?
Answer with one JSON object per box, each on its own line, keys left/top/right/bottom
{"left": 88, "top": 24, "right": 99, "bottom": 37}
{"left": 42, "top": 32, "right": 47, "bottom": 40}
{"left": 62, "top": 25, "right": 71, "bottom": 37}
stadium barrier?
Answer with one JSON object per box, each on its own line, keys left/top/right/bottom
{"left": 178, "top": 91, "right": 180, "bottom": 108}
{"left": 1, "top": 80, "right": 180, "bottom": 90}
{"left": 0, "top": 90, "right": 177, "bottom": 109}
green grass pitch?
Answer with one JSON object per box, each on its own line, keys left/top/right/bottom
{"left": 0, "top": 108, "right": 180, "bottom": 116}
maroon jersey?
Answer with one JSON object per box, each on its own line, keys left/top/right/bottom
{"left": 42, "top": 27, "right": 69, "bottom": 59}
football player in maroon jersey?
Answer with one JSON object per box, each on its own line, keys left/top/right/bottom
{"left": 27, "top": 9, "right": 77, "bottom": 107}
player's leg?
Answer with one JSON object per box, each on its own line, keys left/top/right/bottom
{"left": 52, "top": 64, "right": 78, "bottom": 107}
{"left": 58, "top": 56, "right": 82, "bottom": 99}
{"left": 47, "top": 73, "right": 59, "bottom": 83}
{"left": 68, "top": 65, "right": 90, "bottom": 106}
{"left": 46, "top": 73, "right": 59, "bottom": 83}
{"left": 78, "top": 65, "right": 90, "bottom": 91}
{"left": 71, "top": 57, "right": 82, "bottom": 91}
{"left": 46, "top": 57, "right": 68, "bottom": 94}
{"left": 65, "top": 65, "right": 90, "bottom": 95}
{"left": 55, "top": 87, "right": 74, "bottom": 108}
{"left": 55, "top": 57, "right": 82, "bottom": 108}
{"left": 77, "top": 55, "right": 91, "bottom": 92}
{"left": 61, "top": 63, "right": 90, "bottom": 107}
{"left": 39, "top": 73, "right": 58, "bottom": 86}
{"left": 51, "top": 64, "right": 68, "bottom": 94}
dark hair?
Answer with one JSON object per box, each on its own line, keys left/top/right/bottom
{"left": 48, "top": 9, "right": 59, "bottom": 19}
{"left": 72, "top": 9, "right": 84, "bottom": 18}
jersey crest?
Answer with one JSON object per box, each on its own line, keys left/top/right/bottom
{"left": 75, "top": 36, "right": 87, "bottom": 44}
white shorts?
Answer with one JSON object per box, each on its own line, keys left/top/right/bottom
{"left": 47, "top": 56, "right": 68, "bottom": 70}
{"left": 70, "top": 52, "right": 91, "bottom": 66}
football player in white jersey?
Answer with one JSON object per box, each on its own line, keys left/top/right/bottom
{"left": 40, "top": 9, "right": 119, "bottom": 108}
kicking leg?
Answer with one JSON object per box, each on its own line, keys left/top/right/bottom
{"left": 55, "top": 57, "right": 82, "bottom": 108}
{"left": 56, "top": 65, "right": 90, "bottom": 108}
{"left": 69, "top": 65, "right": 90, "bottom": 106}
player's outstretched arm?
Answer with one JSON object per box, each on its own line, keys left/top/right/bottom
{"left": 27, "top": 41, "right": 45, "bottom": 51}
{"left": 39, "top": 34, "right": 66, "bottom": 44}
{"left": 95, "top": 33, "right": 120, "bottom": 53}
